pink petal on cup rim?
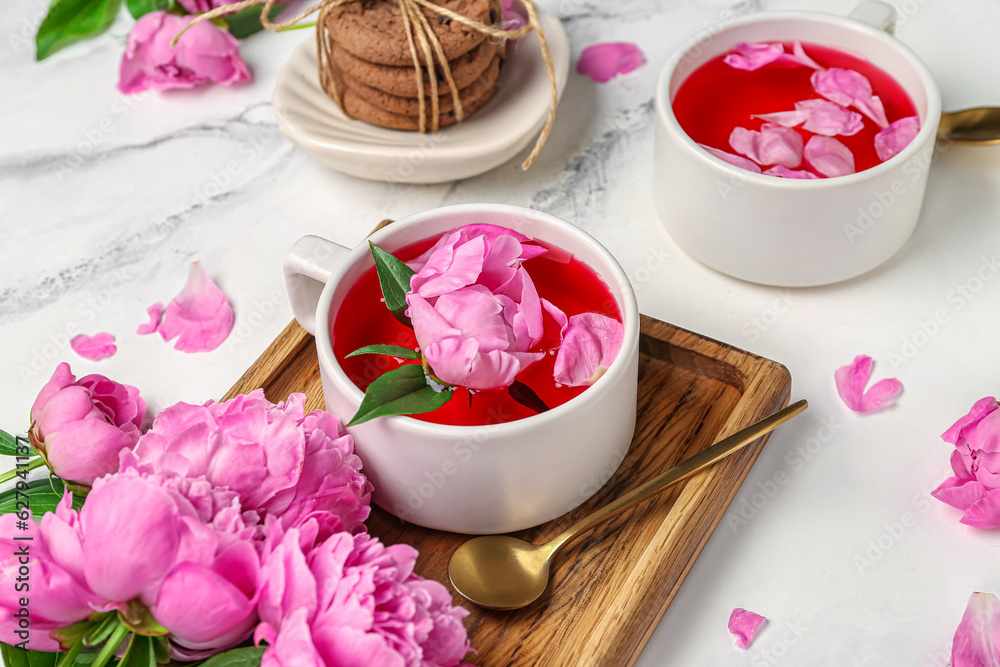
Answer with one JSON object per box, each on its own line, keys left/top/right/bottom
{"left": 729, "top": 608, "right": 766, "bottom": 648}
{"left": 804, "top": 135, "right": 856, "bottom": 178}
{"left": 951, "top": 592, "right": 1000, "bottom": 666}
{"left": 811, "top": 68, "right": 889, "bottom": 128}
{"left": 137, "top": 302, "right": 164, "bottom": 335}
{"left": 70, "top": 333, "right": 117, "bottom": 361}
{"left": 577, "top": 42, "right": 645, "bottom": 83}
{"left": 875, "top": 115, "right": 921, "bottom": 161}
{"left": 763, "top": 165, "right": 819, "bottom": 179}
{"left": 697, "top": 143, "right": 762, "bottom": 173}
{"left": 157, "top": 262, "right": 234, "bottom": 353}
{"left": 834, "top": 354, "right": 902, "bottom": 413}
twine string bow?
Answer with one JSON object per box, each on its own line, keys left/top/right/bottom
{"left": 173, "top": 0, "right": 557, "bottom": 169}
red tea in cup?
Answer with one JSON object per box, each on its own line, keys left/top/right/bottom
{"left": 332, "top": 230, "right": 622, "bottom": 426}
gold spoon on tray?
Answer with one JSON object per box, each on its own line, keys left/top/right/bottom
{"left": 448, "top": 399, "right": 808, "bottom": 610}
{"left": 939, "top": 107, "right": 1000, "bottom": 145}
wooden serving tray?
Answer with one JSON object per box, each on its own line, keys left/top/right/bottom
{"left": 224, "top": 315, "right": 791, "bottom": 667}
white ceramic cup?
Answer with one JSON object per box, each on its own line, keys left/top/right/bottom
{"left": 283, "top": 204, "right": 639, "bottom": 534}
{"left": 653, "top": 2, "right": 942, "bottom": 286}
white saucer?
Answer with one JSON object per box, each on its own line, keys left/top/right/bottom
{"left": 272, "top": 11, "right": 569, "bottom": 184}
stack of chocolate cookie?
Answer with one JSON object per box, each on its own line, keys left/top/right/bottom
{"left": 324, "top": 0, "right": 504, "bottom": 131}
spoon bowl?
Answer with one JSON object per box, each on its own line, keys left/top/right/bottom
{"left": 448, "top": 399, "right": 808, "bottom": 610}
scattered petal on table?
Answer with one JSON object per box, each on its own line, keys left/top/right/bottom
{"left": 875, "top": 115, "right": 921, "bottom": 161}
{"left": 698, "top": 143, "right": 762, "bottom": 173}
{"left": 137, "top": 302, "right": 164, "bottom": 335}
{"left": 70, "top": 333, "right": 117, "bottom": 360}
{"left": 804, "top": 135, "right": 856, "bottom": 177}
{"left": 834, "top": 355, "right": 902, "bottom": 413}
{"left": 576, "top": 42, "right": 645, "bottom": 83}
{"left": 157, "top": 262, "right": 234, "bottom": 353}
{"left": 729, "top": 608, "right": 766, "bottom": 649}
{"left": 951, "top": 592, "right": 1000, "bottom": 667}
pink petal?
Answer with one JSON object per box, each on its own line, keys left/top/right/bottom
{"left": 577, "top": 42, "right": 645, "bottom": 83}
{"left": 157, "top": 261, "right": 234, "bottom": 353}
{"left": 697, "top": 143, "right": 762, "bottom": 173}
{"left": 875, "top": 115, "right": 921, "bottom": 161}
{"left": 763, "top": 165, "right": 819, "bottom": 179}
{"left": 756, "top": 99, "right": 864, "bottom": 137}
{"left": 804, "top": 135, "right": 856, "bottom": 178}
{"left": 943, "top": 397, "right": 1000, "bottom": 447}
{"left": 951, "top": 592, "right": 1000, "bottom": 666}
{"left": 788, "top": 40, "right": 822, "bottom": 69}
{"left": 137, "top": 303, "right": 163, "bottom": 335}
{"left": 70, "top": 333, "right": 117, "bottom": 361}
{"left": 729, "top": 124, "right": 803, "bottom": 168}
{"left": 729, "top": 608, "right": 766, "bottom": 648}
{"left": 410, "top": 234, "right": 486, "bottom": 299}
{"left": 932, "top": 476, "right": 987, "bottom": 511}
{"left": 834, "top": 355, "right": 902, "bottom": 413}
{"left": 811, "top": 68, "right": 889, "bottom": 127}
{"left": 724, "top": 42, "right": 785, "bottom": 71}
{"left": 543, "top": 301, "right": 624, "bottom": 387}
{"left": 961, "top": 488, "right": 1000, "bottom": 529}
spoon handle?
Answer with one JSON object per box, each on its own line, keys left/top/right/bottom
{"left": 544, "top": 399, "right": 808, "bottom": 556}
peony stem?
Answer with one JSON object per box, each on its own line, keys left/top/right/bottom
{"left": 277, "top": 21, "right": 315, "bottom": 32}
{"left": 90, "top": 621, "right": 130, "bottom": 667}
{"left": 0, "top": 457, "right": 46, "bottom": 485}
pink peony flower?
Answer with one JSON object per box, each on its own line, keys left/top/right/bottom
{"left": 729, "top": 123, "right": 804, "bottom": 168}
{"left": 157, "top": 261, "right": 234, "bottom": 353}
{"left": 408, "top": 286, "right": 544, "bottom": 390}
{"left": 576, "top": 42, "right": 645, "bottom": 83}
{"left": 30, "top": 362, "right": 145, "bottom": 487}
{"left": 69, "top": 333, "right": 117, "bottom": 360}
{"left": 932, "top": 397, "right": 1000, "bottom": 528}
{"left": 0, "top": 470, "right": 260, "bottom": 654}
{"left": 698, "top": 144, "right": 762, "bottom": 173}
{"left": 118, "top": 12, "right": 251, "bottom": 95}
{"left": 255, "top": 525, "right": 474, "bottom": 667}
{"left": 951, "top": 592, "right": 1000, "bottom": 666}
{"left": 543, "top": 300, "right": 624, "bottom": 387}
{"left": 120, "top": 389, "right": 372, "bottom": 538}
{"left": 404, "top": 225, "right": 547, "bottom": 391}
{"left": 728, "top": 607, "right": 766, "bottom": 649}
{"left": 834, "top": 355, "right": 902, "bottom": 413}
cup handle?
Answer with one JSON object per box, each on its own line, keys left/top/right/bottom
{"left": 283, "top": 235, "right": 351, "bottom": 336}
{"left": 848, "top": 0, "right": 897, "bottom": 34}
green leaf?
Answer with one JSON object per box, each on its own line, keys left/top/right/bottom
{"left": 124, "top": 0, "right": 172, "bottom": 20}
{"left": 35, "top": 0, "right": 123, "bottom": 61}
{"left": 119, "top": 603, "right": 168, "bottom": 637}
{"left": 0, "top": 478, "right": 83, "bottom": 517}
{"left": 2, "top": 643, "right": 30, "bottom": 667}
{"left": 117, "top": 634, "right": 159, "bottom": 667}
{"left": 26, "top": 649, "right": 60, "bottom": 667}
{"left": 348, "top": 365, "right": 452, "bottom": 426}
{"left": 224, "top": 2, "right": 285, "bottom": 39}
{"left": 0, "top": 431, "right": 37, "bottom": 458}
{"left": 369, "top": 242, "right": 415, "bottom": 316}
{"left": 198, "top": 646, "right": 266, "bottom": 667}
{"left": 346, "top": 345, "right": 420, "bottom": 360}
{"left": 83, "top": 614, "right": 119, "bottom": 647}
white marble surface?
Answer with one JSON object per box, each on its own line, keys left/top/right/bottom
{"left": 3, "top": 0, "right": 1000, "bottom": 664}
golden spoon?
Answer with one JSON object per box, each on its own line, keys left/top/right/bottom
{"left": 448, "top": 399, "right": 808, "bottom": 610}
{"left": 939, "top": 108, "right": 1000, "bottom": 145}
